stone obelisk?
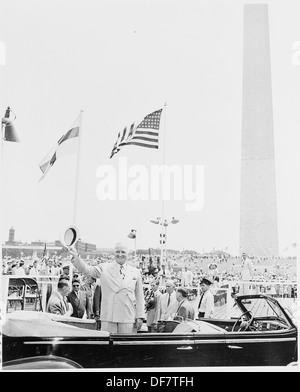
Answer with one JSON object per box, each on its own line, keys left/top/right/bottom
{"left": 240, "top": 4, "right": 279, "bottom": 257}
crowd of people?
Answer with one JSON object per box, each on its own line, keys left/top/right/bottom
{"left": 3, "top": 247, "right": 297, "bottom": 334}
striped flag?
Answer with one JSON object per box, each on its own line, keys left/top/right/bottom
{"left": 38, "top": 114, "right": 80, "bottom": 181}
{"left": 110, "top": 108, "right": 163, "bottom": 158}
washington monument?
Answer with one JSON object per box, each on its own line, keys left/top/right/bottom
{"left": 240, "top": 4, "right": 279, "bottom": 257}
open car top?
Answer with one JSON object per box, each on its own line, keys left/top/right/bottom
{"left": 3, "top": 311, "right": 109, "bottom": 338}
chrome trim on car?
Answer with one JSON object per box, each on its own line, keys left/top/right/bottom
{"left": 113, "top": 340, "right": 194, "bottom": 346}
{"left": 226, "top": 338, "right": 296, "bottom": 344}
{"left": 194, "top": 339, "right": 226, "bottom": 344}
{"left": 24, "top": 341, "right": 110, "bottom": 345}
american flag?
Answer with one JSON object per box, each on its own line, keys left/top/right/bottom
{"left": 110, "top": 108, "right": 163, "bottom": 158}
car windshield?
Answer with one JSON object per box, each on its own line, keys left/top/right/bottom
{"left": 240, "top": 297, "right": 290, "bottom": 326}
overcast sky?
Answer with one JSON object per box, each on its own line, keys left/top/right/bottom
{"left": 0, "top": 0, "right": 299, "bottom": 255}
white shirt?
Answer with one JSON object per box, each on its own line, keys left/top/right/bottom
{"left": 198, "top": 289, "right": 214, "bottom": 318}
{"left": 14, "top": 267, "right": 26, "bottom": 276}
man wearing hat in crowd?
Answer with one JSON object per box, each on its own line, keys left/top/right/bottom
{"left": 174, "top": 287, "right": 195, "bottom": 321}
{"left": 197, "top": 277, "right": 214, "bottom": 319}
{"left": 60, "top": 263, "right": 70, "bottom": 279}
{"left": 67, "top": 242, "right": 145, "bottom": 333}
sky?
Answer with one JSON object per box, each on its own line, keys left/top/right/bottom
{"left": 0, "top": 0, "right": 299, "bottom": 256}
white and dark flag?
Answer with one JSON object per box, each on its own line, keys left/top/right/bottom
{"left": 39, "top": 115, "right": 80, "bottom": 181}
{"left": 110, "top": 108, "right": 163, "bottom": 158}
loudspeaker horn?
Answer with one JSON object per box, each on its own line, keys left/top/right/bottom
{"left": 1, "top": 106, "right": 20, "bottom": 142}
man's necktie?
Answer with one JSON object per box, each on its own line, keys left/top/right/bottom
{"left": 63, "top": 298, "right": 68, "bottom": 313}
{"left": 167, "top": 293, "right": 171, "bottom": 306}
{"left": 120, "top": 265, "right": 125, "bottom": 279}
{"left": 198, "top": 293, "right": 204, "bottom": 309}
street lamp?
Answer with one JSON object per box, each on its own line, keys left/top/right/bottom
{"left": 150, "top": 217, "right": 179, "bottom": 266}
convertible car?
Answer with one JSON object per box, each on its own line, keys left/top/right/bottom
{"left": 2, "top": 289, "right": 298, "bottom": 368}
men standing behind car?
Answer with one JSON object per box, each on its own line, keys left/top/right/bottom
{"left": 153, "top": 280, "right": 177, "bottom": 329}
{"left": 46, "top": 280, "right": 73, "bottom": 316}
{"left": 175, "top": 287, "right": 195, "bottom": 321}
{"left": 146, "top": 279, "right": 162, "bottom": 332}
{"left": 198, "top": 278, "right": 214, "bottom": 319}
{"left": 67, "top": 279, "right": 92, "bottom": 318}
{"left": 67, "top": 242, "right": 145, "bottom": 333}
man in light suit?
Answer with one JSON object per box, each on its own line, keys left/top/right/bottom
{"left": 174, "top": 287, "right": 195, "bottom": 321}
{"left": 67, "top": 279, "right": 92, "bottom": 318}
{"left": 40, "top": 259, "right": 60, "bottom": 277}
{"left": 68, "top": 242, "right": 145, "bottom": 333}
{"left": 46, "top": 280, "right": 73, "bottom": 316}
{"left": 153, "top": 280, "right": 177, "bottom": 329}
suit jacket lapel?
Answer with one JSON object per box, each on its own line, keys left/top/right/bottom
{"left": 107, "top": 262, "right": 124, "bottom": 290}
{"left": 71, "top": 291, "right": 79, "bottom": 308}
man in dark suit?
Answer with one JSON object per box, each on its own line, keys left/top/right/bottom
{"left": 67, "top": 279, "right": 92, "bottom": 319}
{"left": 174, "top": 287, "right": 195, "bottom": 321}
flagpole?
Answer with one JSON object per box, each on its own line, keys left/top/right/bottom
{"left": 73, "top": 110, "right": 84, "bottom": 226}
{"left": 71, "top": 110, "right": 84, "bottom": 283}
{"left": 0, "top": 123, "right": 3, "bottom": 267}
{"left": 160, "top": 102, "right": 167, "bottom": 264}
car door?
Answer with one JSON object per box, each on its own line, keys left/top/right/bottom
{"left": 225, "top": 328, "right": 298, "bottom": 366}
{"left": 110, "top": 329, "right": 227, "bottom": 368}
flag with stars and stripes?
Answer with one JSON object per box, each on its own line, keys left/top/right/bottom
{"left": 38, "top": 114, "right": 80, "bottom": 181}
{"left": 110, "top": 108, "right": 163, "bottom": 158}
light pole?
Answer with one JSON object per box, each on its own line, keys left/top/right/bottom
{"left": 150, "top": 217, "right": 179, "bottom": 267}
